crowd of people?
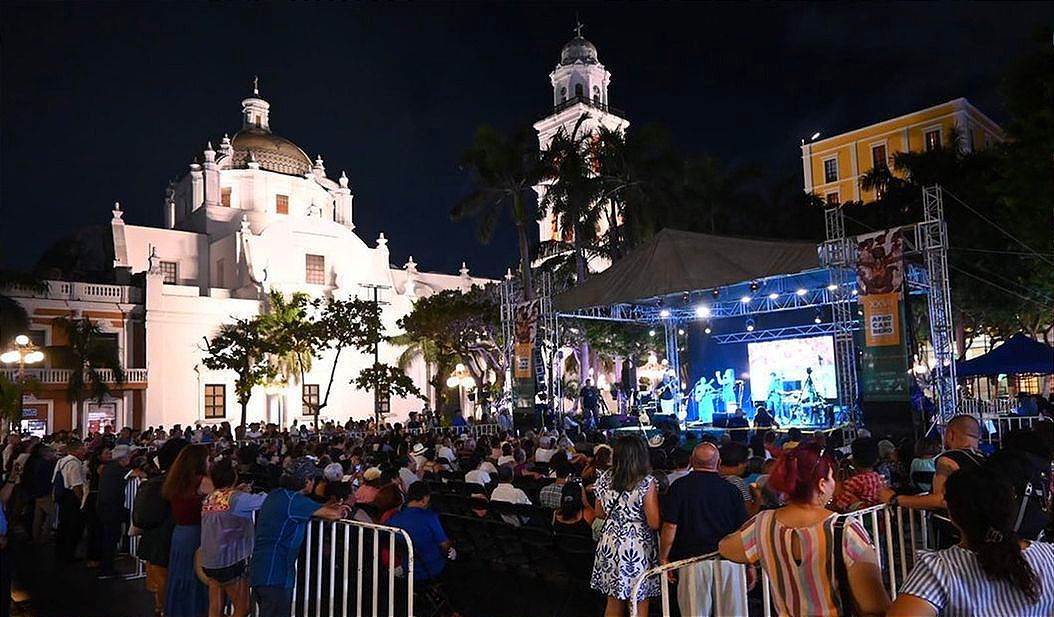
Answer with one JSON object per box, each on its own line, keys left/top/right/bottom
{"left": 0, "top": 411, "right": 1051, "bottom": 617}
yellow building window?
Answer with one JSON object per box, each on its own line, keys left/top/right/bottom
{"left": 925, "top": 129, "right": 941, "bottom": 152}
{"left": 823, "top": 158, "right": 838, "bottom": 183}
{"left": 276, "top": 194, "right": 289, "bottom": 215}
{"left": 871, "top": 144, "right": 887, "bottom": 170}
{"left": 221, "top": 187, "right": 232, "bottom": 208}
{"left": 825, "top": 192, "right": 840, "bottom": 206}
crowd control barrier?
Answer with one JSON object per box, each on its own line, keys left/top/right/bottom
{"left": 121, "top": 477, "right": 145, "bottom": 580}
{"left": 980, "top": 413, "right": 1044, "bottom": 447}
{"left": 292, "top": 518, "right": 415, "bottom": 617}
{"left": 628, "top": 503, "right": 936, "bottom": 617}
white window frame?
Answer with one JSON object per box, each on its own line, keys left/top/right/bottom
{"left": 159, "top": 260, "right": 178, "bottom": 284}
{"left": 822, "top": 156, "right": 839, "bottom": 184}
{"left": 869, "top": 140, "right": 889, "bottom": 171}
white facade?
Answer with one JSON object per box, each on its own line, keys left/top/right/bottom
{"left": 533, "top": 31, "right": 629, "bottom": 269}
{"left": 10, "top": 86, "right": 488, "bottom": 432}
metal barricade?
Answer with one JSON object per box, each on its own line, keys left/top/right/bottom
{"left": 628, "top": 504, "right": 939, "bottom": 617}
{"left": 627, "top": 552, "right": 750, "bottom": 617}
{"left": 293, "top": 518, "right": 415, "bottom": 617}
{"left": 981, "top": 414, "right": 1042, "bottom": 446}
{"left": 122, "top": 477, "right": 145, "bottom": 580}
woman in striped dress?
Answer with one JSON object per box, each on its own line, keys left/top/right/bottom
{"left": 888, "top": 466, "right": 1054, "bottom": 617}
{"left": 719, "top": 442, "right": 890, "bottom": 616}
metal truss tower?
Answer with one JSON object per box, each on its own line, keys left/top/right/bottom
{"left": 821, "top": 205, "right": 859, "bottom": 438}
{"left": 922, "top": 186, "right": 958, "bottom": 423}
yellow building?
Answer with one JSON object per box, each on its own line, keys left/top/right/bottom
{"left": 801, "top": 98, "right": 1004, "bottom": 204}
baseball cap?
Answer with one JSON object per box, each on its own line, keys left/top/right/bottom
{"left": 363, "top": 467, "right": 382, "bottom": 482}
{"left": 322, "top": 462, "right": 345, "bottom": 482}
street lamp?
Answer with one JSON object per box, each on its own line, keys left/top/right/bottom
{"left": 447, "top": 363, "right": 477, "bottom": 419}
{"left": 2, "top": 334, "right": 45, "bottom": 432}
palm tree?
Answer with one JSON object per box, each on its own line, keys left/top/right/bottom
{"left": 452, "top": 126, "right": 542, "bottom": 297}
{"left": 53, "top": 316, "right": 125, "bottom": 423}
{"left": 259, "top": 290, "right": 320, "bottom": 425}
{"left": 0, "top": 270, "right": 48, "bottom": 347}
{"left": 681, "top": 156, "right": 760, "bottom": 235}
{"left": 391, "top": 332, "right": 444, "bottom": 410}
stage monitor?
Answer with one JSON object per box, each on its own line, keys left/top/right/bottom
{"left": 748, "top": 336, "right": 837, "bottom": 402}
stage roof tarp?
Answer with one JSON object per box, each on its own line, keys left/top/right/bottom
{"left": 956, "top": 333, "right": 1054, "bottom": 377}
{"left": 554, "top": 228, "right": 821, "bottom": 311}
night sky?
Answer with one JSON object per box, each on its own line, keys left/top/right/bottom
{"left": 2, "top": 2, "right": 1050, "bottom": 279}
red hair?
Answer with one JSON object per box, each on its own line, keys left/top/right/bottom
{"left": 768, "top": 442, "right": 833, "bottom": 503}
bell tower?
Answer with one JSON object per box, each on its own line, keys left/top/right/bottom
{"left": 533, "top": 21, "right": 629, "bottom": 247}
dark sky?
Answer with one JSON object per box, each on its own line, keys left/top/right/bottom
{"left": 2, "top": 2, "right": 1050, "bottom": 279}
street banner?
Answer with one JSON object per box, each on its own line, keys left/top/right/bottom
{"left": 861, "top": 292, "right": 902, "bottom": 346}
{"left": 513, "top": 300, "right": 540, "bottom": 378}
{"left": 855, "top": 227, "right": 910, "bottom": 401}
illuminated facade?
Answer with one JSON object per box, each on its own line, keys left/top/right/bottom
{"left": 801, "top": 98, "right": 1004, "bottom": 204}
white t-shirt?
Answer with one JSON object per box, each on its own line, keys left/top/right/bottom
{"left": 436, "top": 446, "right": 456, "bottom": 463}
{"left": 534, "top": 448, "right": 557, "bottom": 463}
{"left": 491, "top": 483, "right": 532, "bottom": 526}
{"left": 479, "top": 461, "right": 498, "bottom": 475}
{"left": 497, "top": 455, "right": 515, "bottom": 467}
{"left": 399, "top": 467, "right": 419, "bottom": 490}
{"left": 53, "top": 454, "right": 84, "bottom": 490}
{"left": 465, "top": 469, "right": 491, "bottom": 487}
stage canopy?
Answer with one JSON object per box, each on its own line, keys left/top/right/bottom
{"left": 956, "top": 333, "right": 1054, "bottom": 377}
{"left": 554, "top": 228, "right": 821, "bottom": 311}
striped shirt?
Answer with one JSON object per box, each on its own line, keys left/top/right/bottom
{"left": 900, "top": 542, "right": 1054, "bottom": 617}
{"left": 740, "top": 510, "right": 873, "bottom": 617}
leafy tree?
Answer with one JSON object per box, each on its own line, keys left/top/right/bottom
{"left": 312, "top": 296, "right": 385, "bottom": 421}
{"left": 396, "top": 287, "right": 503, "bottom": 415}
{"left": 202, "top": 317, "right": 275, "bottom": 435}
{"left": 352, "top": 362, "right": 424, "bottom": 410}
{"left": 52, "top": 316, "right": 126, "bottom": 413}
{"left": 0, "top": 270, "right": 47, "bottom": 347}
{"left": 0, "top": 373, "right": 41, "bottom": 431}
{"left": 452, "top": 126, "right": 542, "bottom": 297}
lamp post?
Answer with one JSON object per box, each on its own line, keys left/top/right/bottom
{"left": 1, "top": 334, "right": 45, "bottom": 432}
{"left": 446, "top": 363, "right": 477, "bottom": 419}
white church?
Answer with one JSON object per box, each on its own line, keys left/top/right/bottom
{"left": 3, "top": 28, "right": 626, "bottom": 435}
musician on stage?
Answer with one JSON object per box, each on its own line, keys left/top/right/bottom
{"left": 715, "top": 369, "right": 737, "bottom": 413}
{"left": 765, "top": 371, "right": 783, "bottom": 417}
{"left": 688, "top": 376, "right": 716, "bottom": 424}
{"left": 580, "top": 379, "right": 606, "bottom": 430}
{"left": 752, "top": 402, "right": 777, "bottom": 435}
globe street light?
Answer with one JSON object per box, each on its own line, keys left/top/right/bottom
{"left": 447, "top": 363, "right": 477, "bottom": 419}
{"left": 2, "top": 334, "right": 45, "bottom": 431}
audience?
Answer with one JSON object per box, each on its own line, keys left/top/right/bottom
{"left": 834, "top": 437, "right": 887, "bottom": 512}
{"left": 590, "top": 435, "right": 661, "bottom": 617}
{"left": 719, "top": 442, "right": 891, "bottom": 617}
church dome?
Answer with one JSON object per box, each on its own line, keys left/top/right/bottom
{"left": 230, "top": 127, "right": 312, "bottom": 176}
{"left": 560, "top": 36, "right": 598, "bottom": 65}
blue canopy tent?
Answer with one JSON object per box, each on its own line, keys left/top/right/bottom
{"left": 956, "top": 334, "right": 1054, "bottom": 377}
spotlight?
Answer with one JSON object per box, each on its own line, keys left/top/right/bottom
{"left": 814, "top": 312, "right": 823, "bottom": 324}
{"left": 827, "top": 283, "right": 838, "bottom": 291}
{"left": 682, "top": 291, "right": 691, "bottom": 304}
{"left": 796, "top": 288, "right": 808, "bottom": 296}
{"left": 704, "top": 326, "right": 712, "bottom": 334}
{"left": 649, "top": 329, "right": 656, "bottom": 337}
{"left": 746, "top": 319, "right": 755, "bottom": 332}
{"left": 711, "top": 288, "right": 720, "bottom": 299}
{"left": 740, "top": 295, "right": 751, "bottom": 304}
{"left": 695, "top": 305, "right": 711, "bottom": 319}
{"left": 851, "top": 289, "right": 859, "bottom": 296}
{"left": 677, "top": 329, "right": 685, "bottom": 336}
{"left": 768, "top": 292, "right": 779, "bottom": 300}
{"left": 749, "top": 281, "right": 760, "bottom": 292}
{"left": 656, "top": 297, "right": 664, "bottom": 308}
{"left": 659, "top": 308, "right": 671, "bottom": 319}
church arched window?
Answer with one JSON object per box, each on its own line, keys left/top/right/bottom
{"left": 593, "top": 85, "right": 601, "bottom": 103}
{"left": 575, "top": 83, "right": 584, "bottom": 99}
{"left": 560, "top": 86, "right": 567, "bottom": 102}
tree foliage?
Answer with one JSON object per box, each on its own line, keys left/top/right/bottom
{"left": 52, "top": 316, "right": 125, "bottom": 406}
{"left": 201, "top": 317, "right": 275, "bottom": 433}
{"left": 352, "top": 362, "right": 423, "bottom": 401}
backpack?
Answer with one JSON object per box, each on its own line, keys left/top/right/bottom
{"left": 985, "top": 450, "right": 1052, "bottom": 541}
{"left": 132, "top": 475, "right": 171, "bottom": 530}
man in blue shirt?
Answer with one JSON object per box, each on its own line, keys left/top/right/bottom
{"left": 388, "top": 482, "right": 452, "bottom": 582}
{"left": 250, "top": 458, "right": 347, "bottom": 617}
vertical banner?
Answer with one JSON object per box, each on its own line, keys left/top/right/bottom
{"left": 855, "top": 227, "right": 910, "bottom": 401}
{"left": 513, "top": 301, "right": 540, "bottom": 413}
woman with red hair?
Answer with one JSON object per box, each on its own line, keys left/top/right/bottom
{"left": 719, "top": 443, "right": 889, "bottom": 617}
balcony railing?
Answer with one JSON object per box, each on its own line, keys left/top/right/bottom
{"left": 1, "top": 280, "right": 142, "bottom": 304}
{"left": 550, "top": 95, "right": 625, "bottom": 118}
{"left": 0, "top": 367, "right": 147, "bottom": 385}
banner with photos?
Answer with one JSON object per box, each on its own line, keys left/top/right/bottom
{"left": 855, "top": 227, "right": 910, "bottom": 401}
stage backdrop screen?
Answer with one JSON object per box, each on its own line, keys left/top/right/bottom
{"left": 747, "top": 336, "right": 838, "bottom": 402}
